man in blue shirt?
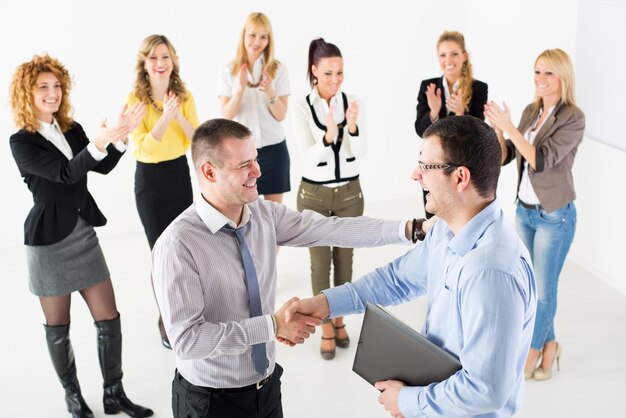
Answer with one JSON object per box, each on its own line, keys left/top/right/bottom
{"left": 285, "top": 116, "right": 537, "bottom": 417}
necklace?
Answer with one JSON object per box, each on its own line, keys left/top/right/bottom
{"left": 147, "top": 91, "right": 163, "bottom": 113}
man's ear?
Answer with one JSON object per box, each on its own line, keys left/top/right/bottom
{"left": 200, "top": 161, "right": 218, "bottom": 183}
{"left": 454, "top": 166, "right": 472, "bottom": 192}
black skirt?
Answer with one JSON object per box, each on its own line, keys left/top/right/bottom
{"left": 256, "top": 140, "right": 291, "bottom": 195}
{"left": 135, "top": 155, "right": 193, "bottom": 249}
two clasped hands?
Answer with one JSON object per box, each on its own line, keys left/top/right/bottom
{"left": 270, "top": 293, "right": 406, "bottom": 418}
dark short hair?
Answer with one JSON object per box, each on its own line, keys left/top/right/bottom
{"left": 191, "top": 118, "right": 252, "bottom": 169}
{"left": 423, "top": 116, "right": 501, "bottom": 199}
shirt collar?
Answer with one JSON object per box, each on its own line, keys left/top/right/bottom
{"left": 37, "top": 118, "right": 61, "bottom": 137}
{"left": 446, "top": 198, "right": 501, "bottom": 256}
{"left": 309, "top": 86, "right": 343, "bottom": 107}
{"left": 196, "top": 194, "right": 251, "bottom": 234}
{"left": 441, "top": 76, "right": 460, "bottom": 99}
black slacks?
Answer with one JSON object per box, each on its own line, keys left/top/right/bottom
{"left": 172, "top": 364, "right": 283, "bottom": 418}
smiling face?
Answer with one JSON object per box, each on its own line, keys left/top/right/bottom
{"left": 209, "top": 137, "right": 261, "bottom": 220}
{"left": 437, "top": 40, "right": 467, "bottom": 83}
{"left": 32, "top": 72, "right": 62, "bottom": 123}
{"left": 144, "top": 43, "right": 173, "bottom": 82}
{"left": 244, "top": 24, "right": 269, "bottom": 62}
{"left": 311, "top": 56, "right": 344, "bottom": 100}
{"left": 411, "top": 135, "right": 456, "bottom": 219}
{"left": 534, "top": 57, "right": 562, "bottom": 103}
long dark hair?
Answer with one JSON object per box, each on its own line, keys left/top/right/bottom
{"left": 307, "top": 38, "right": 342, "bottom": 88}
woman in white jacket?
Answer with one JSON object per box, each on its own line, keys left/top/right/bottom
{"left": 294, "top": 38, "right": 366, "bottom": 360}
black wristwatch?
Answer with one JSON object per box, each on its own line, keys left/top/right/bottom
{"left": 412, "top": 218, "right": 427, "bottom": 243}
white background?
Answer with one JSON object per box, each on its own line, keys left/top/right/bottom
{"left": 1, "top": 0, "right": 624, "bottom": 293}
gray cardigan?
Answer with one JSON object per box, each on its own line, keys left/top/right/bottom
{"left": 503, "top": 101, "right": 585, "bottom": 213}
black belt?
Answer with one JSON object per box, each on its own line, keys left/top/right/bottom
{"left": 176, "top": 370, "right": 272, "bottom": 393}
{"left": 518, "top": 199, "right": 543, "bottom": 211}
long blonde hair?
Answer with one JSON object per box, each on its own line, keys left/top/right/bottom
{"left": 9, "top": 54, "right": 74, "bottom": 133}
{"left": 133, "top": 34, "right": 187, "bottom": 103}
{"left": 530, "top": 48, "right": 577, "bottom": 116}
{"left": 437, "top": 31, "right": 474, "bottom": 112}
{"left": 230, "top": 12, "right": 279, "bottom": 78}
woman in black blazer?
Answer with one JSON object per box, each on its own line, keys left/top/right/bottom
{"left": 414, "top": 31, "right": 488, "bottom": 217}
{"left": 9, "top": 55, "right": 152, "bottom": 418}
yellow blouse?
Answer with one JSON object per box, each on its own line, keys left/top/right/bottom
{"left": 126, "top": 91, "right": 199, "bottom": 163}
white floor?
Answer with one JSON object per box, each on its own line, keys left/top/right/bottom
{"left": 2, "top": 199, "right": 626, "bottom": 417}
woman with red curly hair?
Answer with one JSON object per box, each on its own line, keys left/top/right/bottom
{"left": 9, "top": 54, "right": 152, "bottom": 418}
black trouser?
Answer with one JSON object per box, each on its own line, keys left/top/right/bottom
{"left": 172, "top": 364, "right": 283, "bottom": 418}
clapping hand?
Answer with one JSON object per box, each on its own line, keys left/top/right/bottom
{"left": 425, "top": 83, "right": 442, "bottom": 118}
{"left": 484, "top": 100, "right": 513, "bottom": 133}
{"left": 324, "top": 103, "right": 338, "bottom": 144}
{"left": 346, "top": 100, "right": 359, "bottom": 133}
{"left": 161, "top": 91, "right": 180, "bottom": 122}
{"left": 235, "top": 64, "right": 248, "bottom": 94}
{"left": 92, "top": 119, "right": 131, "bottom": 152}
{"left": 258, "top": 70, "right": 276, "bottom": 99}
{"left": 116, "top": 103, "right": 146, "bottom": 143}
{"left": 446, "top": 88, "right": 464, "bottom": 115}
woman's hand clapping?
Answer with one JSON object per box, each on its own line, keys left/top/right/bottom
{"left": 346, "top": 100, "right": 359, "bottom": 134}
{"left": 425, "top": 83, "right": 442, "bottom": 121}
{"left": 446, "top": 88, "right": 465, "bottom": 115}
{"left": 484, "top": 101, "right": 513, "bottom": 133}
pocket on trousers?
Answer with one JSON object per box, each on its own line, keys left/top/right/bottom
{"left": 538, "top": 208, "right": 566, "bottom": 225}
{"left": 341, "top": 192, "right": 362, "bottom": 203}
{"left": 173, "top": 375, "right": 210, "bottom": 418}
{"left": 299, "top": 188, "right": 324, "bottom": 202}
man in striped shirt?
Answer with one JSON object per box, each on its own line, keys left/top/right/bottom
{"left": 152, "top": 118, "right": 414, "bottom": 418}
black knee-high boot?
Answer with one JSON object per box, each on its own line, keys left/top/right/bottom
{"left": 94, "top": 314, "right": 153, "bottom": 417}
{"left": 44, "top": 323, "right": 94, "bottom": 418}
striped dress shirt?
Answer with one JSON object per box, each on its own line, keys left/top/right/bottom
{"left": 152, "top": 195, "right": 405, "bottom": 388}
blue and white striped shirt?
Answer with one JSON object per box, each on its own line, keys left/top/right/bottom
{"left": 152, "top": 195, "right": 406, "bottom": 388}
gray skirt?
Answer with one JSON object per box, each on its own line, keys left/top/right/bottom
{"left": 26, "top": 217, "right": 110, "bottom": 297}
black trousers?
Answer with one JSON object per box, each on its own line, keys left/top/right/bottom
{"left": 172, "top": 365, "right": 283, "bottom": 418}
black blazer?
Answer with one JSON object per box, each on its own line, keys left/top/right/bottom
{"left": 414, "top": 77, "right": 488, "bottom": 137}
{"left": 10, "top": 122, "right": 124, "bottom": 245}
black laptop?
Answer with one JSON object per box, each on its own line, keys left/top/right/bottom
{"left": 353, "top": 303, "right": 462, "bottom": 387}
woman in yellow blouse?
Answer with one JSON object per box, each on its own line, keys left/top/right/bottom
{"left": 127, "top": 34, "right": 199, "bottom": 349}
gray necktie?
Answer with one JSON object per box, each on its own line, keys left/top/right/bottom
{"left": 223, "top": 224, "right": 268, "bottom": 376}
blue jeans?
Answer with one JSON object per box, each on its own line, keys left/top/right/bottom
{"left": 516, "top": 201, "right": 576, "bottom": 350}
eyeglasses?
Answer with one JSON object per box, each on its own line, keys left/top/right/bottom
{"left": 417, "top": 161, "right": 463, "bottom": 171}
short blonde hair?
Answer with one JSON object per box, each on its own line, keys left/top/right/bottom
{"left": 133, "top": 34, "right": 187, "bottom": 103}
{"left": 531, "top": 48, "right": 576, "bottom": 115}
{"left": 9, "top": 54, "right": 74, "bottom": 133}
{"left": 230, "top": 12, "right": 279, "bottom": 79}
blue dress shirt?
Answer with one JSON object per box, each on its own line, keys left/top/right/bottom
{"left": 323, "top": 200, "right": 536, "bottom": 417}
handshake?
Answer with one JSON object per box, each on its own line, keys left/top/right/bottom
{"left": 272, "top": 294, "right": 330, "bottom": 346}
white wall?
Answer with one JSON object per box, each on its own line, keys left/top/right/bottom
{"left": 1, "top": 1, "right": 624, "bottom": 293}
{"left": 0, "top": 0, "right": 464, "bottom": 249}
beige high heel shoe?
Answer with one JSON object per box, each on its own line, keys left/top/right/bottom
{"left": 533, "top": 343, "right": 562, "bottom": 381}
{"left": 524, "top": 354, "right": 543, "bottom": 380}
{"left": 524, "top": 349, "right": 542, "bottom": 380}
